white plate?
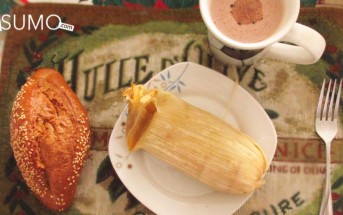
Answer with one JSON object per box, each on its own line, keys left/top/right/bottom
{"left": 108, "top": 62, "right": 277, "bottom": 215}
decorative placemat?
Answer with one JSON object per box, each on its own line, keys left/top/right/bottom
{"left": 0, "top": 4, "right": 342, "bottom": 215}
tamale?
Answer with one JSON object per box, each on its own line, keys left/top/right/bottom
{"left": 123, "top": 84, "right": 267, "bottom": 195}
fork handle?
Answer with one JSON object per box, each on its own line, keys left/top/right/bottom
{"left": 327, "top": 190, "right": 333, "bottom": 215}
{"left": 320, "top": 143, "right": 333, "bottom": 215}
{"left": 321, "top": 184, "right": 333, "bottom": 215}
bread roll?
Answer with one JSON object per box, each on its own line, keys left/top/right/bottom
{"left": 10, "top": 68, "right": 90, "bottom": 211}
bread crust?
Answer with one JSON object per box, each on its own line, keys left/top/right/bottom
{"left": 10, "top": 68, "right": 90, "bottom": 211}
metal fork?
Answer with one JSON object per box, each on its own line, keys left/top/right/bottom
{"left": 315, "top": 79, "right": 342, "bottom": 215}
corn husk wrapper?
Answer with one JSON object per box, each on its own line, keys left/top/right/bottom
{"left": 123, "top": 84, "right": 267, "bottom": 194}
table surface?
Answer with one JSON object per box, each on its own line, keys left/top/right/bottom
{"left": 0, "top": 1, "right": 343, "bottom": 215}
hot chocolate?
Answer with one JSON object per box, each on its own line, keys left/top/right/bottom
{"left": 210, "top": 0, "right": 283, "bottom": 43}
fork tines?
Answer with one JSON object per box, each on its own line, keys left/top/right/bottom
{"left": 316, "top": 79, "right": 343, "bottom": 121}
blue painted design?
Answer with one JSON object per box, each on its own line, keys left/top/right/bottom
{"left": 160, "top": 73, "right": 166, "bottom": 81}
{"left": 149, "top": 63, "right": 189, "bottom": 93}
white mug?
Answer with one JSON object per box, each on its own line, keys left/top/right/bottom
{"left": 200, "top": 0, "right": 326, "bottom": 66}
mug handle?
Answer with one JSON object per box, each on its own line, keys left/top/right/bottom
{"left": 263, "top": 23, "right": 326, "bottom": 65}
